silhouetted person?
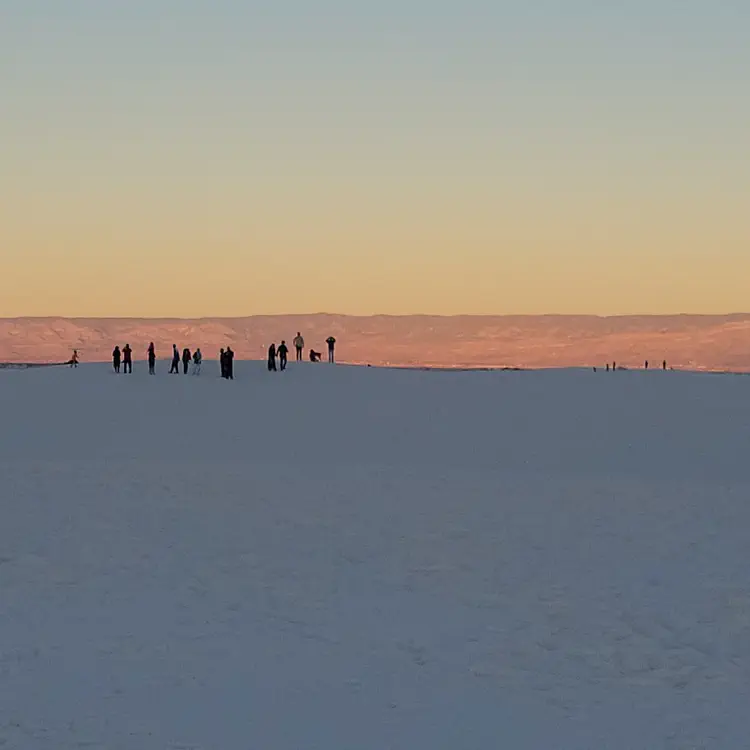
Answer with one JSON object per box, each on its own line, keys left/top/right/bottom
{"left": 69, "top": 350, "right": 79, "bottom": 368}
{"left": 112, "top": 346, "right": 121, "bottom": 373}
{"left": 219, "top": 349, "right": 227, "bottom": 378}
{"left": 326, "top": 336, "right": 336, "bottom": 363}
{"left": 278, "top": 341, "right": 289, "bottom": 371}
{"left": 170, "top": 345, "right": 180, "bottom": 374}
{"left": 147, "top": 342, "right": 156, "bottom": 375}
{"left": 310, "top": 349, "right": 321, "bottom": 362}
{"left": 613, "top": 361, "right": 616, "bottom": 371}
{"left": 192, "top": 348, "right": 202, "bottom": 375}
{"left": 182, "top": 347, "right": 191, "bottom": 375}
{"left": 645, "top": 360, "right": 649, "bottom": 370}
{"left": 663, "top": 360, "right": 667, "bottom": 370}
{"left": 225, "top": 347, "right": 235, "bottom": 379}
{"left": 122, "top": 344, "right": 133, "bottom": 374}
{"left": 293, "top": 332, "right": 304, "bottom": 361}
{"left": 268, "top": 343, "right": 277, "bottom": 371}
{"left": 606, "top": 363, "right": 610, "bottom": 372}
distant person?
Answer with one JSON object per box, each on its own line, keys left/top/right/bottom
{"left": 147, "top": 342, "right": 156, "bottom": 375}
{"left": 645, "top": 360, "right": 649, "bottom": 370}
{"left": 326, "top": 336, "right": 336, "bottom": 363}
{"left": 219, "top": 349, "right": 227, "bottom": 378}
{"left": 309, "top": 349, "right": 321, "bottom": 363}
{"left": 606, "top": 363, "right": 610, "bottom": 372}
{"left": 613, "top": 361, "right": 617, "bottom": 371}
{"left": 112, "top": 346, "right": 121, "bottom": 374}
{"left": 278, "top": 340, "right": 289, "bottom": 371}
{"left": 122, "top": 344, "right": 133, "bottom": 374}
{"left": 182, "top": 347, "right": 191, "bottom": 375}
{"left": 170, "top": 345, "right": 180, "bottom": 374}
{"left": 293, "top": 332, "right": 304, "bottom": 361}
{"left": 225, "top": 346, "right": 235, "bottom": 380}
{"left": 192, "top": 348, "right": 202, "bottom": 375}
{"left": 69, "top": 349, "right": 79, "bottom": 368}
{"left": 663, "top": 360, "right": 667, "bottom": 371}
{"left": 268, "top": 343, "right": 277, "bottom": 372}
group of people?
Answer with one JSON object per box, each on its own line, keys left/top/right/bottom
{"left": 599, "top": 360, "right": 669, "bottom": 372}
{"left": 218, "top": 347, "right": 235, "bottom": 379}
{"left": 112, "top": 345, "right": 134, "bottom": 373}
{"left": 111, "top": 343, "right": 204, "bottom": 375}
{"left": 267, "top": 333, "right": 335, "bottom": 371}
{"left": 104, "top": 333, "right": 337, "bottom": 377}
{"left": 168, "top": 344, "right": 204, "bottom": 376}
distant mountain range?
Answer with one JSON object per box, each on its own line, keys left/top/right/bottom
{"left": 1, "top": 314, "right": 749, "bottom": 370}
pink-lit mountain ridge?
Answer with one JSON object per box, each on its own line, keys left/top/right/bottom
{"left": 1, "top": 314, "right": 749, "bottom": 370}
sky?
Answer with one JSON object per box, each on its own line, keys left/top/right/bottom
{"left": 2, "top": 0, "right": 748, "bottom": 317}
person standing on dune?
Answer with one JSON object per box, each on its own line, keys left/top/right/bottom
{"left": 147, "top": 342, "right": 156, "bottom": 375}
{"left": 293, "top": 332, "right": 304, "bottom": 362}
{"left": 326, "top": 336, "right": 336, "bottom": 363}
{"left": 170, "top": 345, "right": 180, "bottom": 374}
{"left": 225, "top": 346, "right": 235, "bottom": 380}
{"left": 182, "top": 347, "right": 191, "bottom": 375}
{"left": 268, "top": 343, "right": 277, "bottom": 372}
{"left": 278, "top": 340, "right": 289, "bottom": 371}
{"left": 112, "top": 346, "right": 121, "bottom": 374}
{"left": 122, "top": 344, "right": 133, "bottom": 374}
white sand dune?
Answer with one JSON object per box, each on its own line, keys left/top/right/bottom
{"left": 1, "top": 363, "right": 749, "bottom": 748}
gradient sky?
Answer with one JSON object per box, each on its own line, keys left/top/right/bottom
{"left": 2, "top": 1, "right": 748, "bottom": 317}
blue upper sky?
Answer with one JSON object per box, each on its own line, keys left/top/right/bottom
{"left": 2, "top": 1, "right": 748, "bottom": 316}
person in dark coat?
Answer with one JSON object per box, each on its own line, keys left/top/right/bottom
{"left": 170, "top": 345, "right": 180, "bottom": 374}
{"left": 147, "top": 342, "right": 156, "bottom": 375}
{"left": 278, "top": 340, "right": 289, "bottom": 371}
{"left": 219, "top": 349, "right": 226, "bottom": 378}
{"left": 326, "top": 336, "right": 336, "bottom": 363}
{"left": 112, "top": 346, "right": 121, "bottom": 373}
{"left": 268, "top": 343, "right": 277, "bottom": 372}
{"left": 182, "top": 347, "right": 191, "bottom": 375}
{"left": 122, "top": 344, "right": 133, "bottom": 373}
{"left": 225, "top": 346, "right": 235, "bottom": 379}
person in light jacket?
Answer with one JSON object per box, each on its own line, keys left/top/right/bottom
{"left": 293, "top": 332, "right": 304, "bottom": 361}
